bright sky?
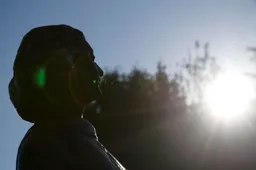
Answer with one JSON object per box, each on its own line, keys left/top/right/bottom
{"left": 1, "top": 0, "right": 256, "bottom": 169}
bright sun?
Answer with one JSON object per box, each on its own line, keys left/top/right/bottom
{"left": 204, "top": 71, "right": 255, "bottom": 122}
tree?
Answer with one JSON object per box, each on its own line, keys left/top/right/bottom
{"left": 181, "top": 42, "right": 220, "bottom": 105}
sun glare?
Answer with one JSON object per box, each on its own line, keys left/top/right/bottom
{"left": 204, "top": 71, "right": 255, "bottom": 122}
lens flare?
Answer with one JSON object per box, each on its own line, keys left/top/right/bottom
{"left": 204, "top": 71, "right": 255, "bottom": 122}
{"left": 34, "top": 67, "right": 46, "bottom": 88}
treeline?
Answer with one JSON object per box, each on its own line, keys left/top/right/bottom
{"left": 87, "top": 62, "right": 189, "bottom": 169}
{"left": 99, "top": 61, "right": 186, "bottom": 115}
{"left": 84, "top": 42, "right": 226, "bottom": 170}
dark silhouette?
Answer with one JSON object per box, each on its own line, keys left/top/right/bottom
{"left": 10, "top": 24, "right": 256, "bottom": 170}
{"left": 9, "top": 25, "right": 125, "bottom": 170}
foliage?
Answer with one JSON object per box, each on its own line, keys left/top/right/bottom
{"left": 180, "top": 41, "right": 221, "bottom": 105}
{"left": 85, "top": 42, "right": 241, "bottom": 170}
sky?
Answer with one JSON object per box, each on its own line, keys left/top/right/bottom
{"left": 1, "top": 0, "right": 256, "bottom": 169}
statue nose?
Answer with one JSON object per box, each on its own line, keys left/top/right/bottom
{"left": 95, "top": 63, "right": 104, "bottom": 77}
